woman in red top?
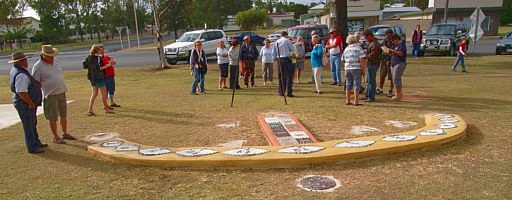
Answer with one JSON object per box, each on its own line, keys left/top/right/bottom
{"left": 452, "top": 37, "right": 467, "bottom": 72}
{"left": 99, "top": 46, "right": 119, "bottom": 108}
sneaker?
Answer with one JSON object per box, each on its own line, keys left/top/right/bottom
{"left": 462, "top": 69, "right": 467, "bottom": 72}
{"left": 330, "top": 82, "right": 337, "bottom": 85}
{"left": 318, "top": 91, "right": 323, "bottom": 94}
{"left": 376, "top": 88, "right": 383, "bottom": 94}
{"left": 451, "top": 68, "right": 456, "bottom": 72}
{"left": 387, "top": 90, "right": 395, "bottom": 97}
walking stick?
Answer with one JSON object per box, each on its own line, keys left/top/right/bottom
{"left": 275, "top": 42, "right": 288, "bottom": 105}
{"left": 230, "top": 45, "right": 242, "bottom": 107}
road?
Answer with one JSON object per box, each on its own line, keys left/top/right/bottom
{"left": 0, "top": 38, "right": 501, "bottom": 75}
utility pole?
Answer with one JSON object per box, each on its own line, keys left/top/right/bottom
{"left": 443, "top": 0, "right": 450, "bottom": 23}
{"left": 133, "top": 0, "right": 140, "bottom": 48}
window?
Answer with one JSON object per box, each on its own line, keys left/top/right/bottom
{"left": 200, "top": 33, "right": 208, "bottom": 41}
{"left": 207, "top": 31, "right": 223, "bottom": 40}
{"left": 348, "top": 20, "right": 364, "bottom": 32}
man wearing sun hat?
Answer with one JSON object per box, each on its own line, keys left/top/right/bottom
{"left": 31, "top": 45, "right": 76, "bottom": 144}
{"left": 8, "top": 51, "right": 47, "bottom": 153}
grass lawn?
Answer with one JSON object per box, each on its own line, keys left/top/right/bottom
{"left": 498, "top": 26, "right": 512, "bottom": 36}
{"left": 0, "top": 55, "right": 511, "bottom": 199}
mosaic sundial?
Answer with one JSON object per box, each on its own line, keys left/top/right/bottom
{"left": 257, "top": 113, "right": 318, "bottom": 146}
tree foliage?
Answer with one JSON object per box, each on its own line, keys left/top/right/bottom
{"left": 235, "top": 8, "right": 268, "bottom": 30}
{"left": 501, "top": 0, "right": 512, "bottom": 25}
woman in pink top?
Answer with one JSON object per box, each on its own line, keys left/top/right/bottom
{"left": 452, "top": 37, "right": 467, "bottom": 72}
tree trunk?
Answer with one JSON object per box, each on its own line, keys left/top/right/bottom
{"left": 75, "top": 7, "right": 84, "bottom": 42}
{"left": 335, "top": 0, "right": 348, "bottom": 47}
{"left": 216, "top": 0, "right": 222, "bottom": 29}
{"left": 151, "top": 0, "right": 173, "bottom": 69}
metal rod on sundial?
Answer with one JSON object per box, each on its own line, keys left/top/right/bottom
{"left": 230, "top": 44, "right": 243, "bottom": 107}
{"left": 275, "top": 41, "right": 288, "bottom": 105}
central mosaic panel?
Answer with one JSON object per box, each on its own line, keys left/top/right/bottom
{"left": 257, "top": 113, "right": 319, "bottom": 146}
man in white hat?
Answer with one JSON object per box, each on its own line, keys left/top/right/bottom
{"left": 31, "top": 45, "right": 75, "bottom": 144}
{"left": 8, "top": 51, "right": 47, "bottom": 153}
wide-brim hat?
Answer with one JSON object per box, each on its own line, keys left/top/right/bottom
{"left": 7, "top": 51, "right": 31, "bottom": 63}
{"left": 329, "top": 28, "right": 337, "bottom": 34}
{"left": 41, "top": 45, "right": 59, "bottom": 56}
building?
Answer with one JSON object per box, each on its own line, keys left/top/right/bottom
{"left": 382, "top": 6, "right": 422, "bottom": 20}
{"left": 266, "top": 12, "right": 296, "bottom": 27}
{"left": 0, "top": 17, "right": 40, "bottom": 37}
{"left": 319, "top": 0, "right": 382, "bottom": 33}
{"left": 395, "top": 0, "right": 503, "bottom": 36}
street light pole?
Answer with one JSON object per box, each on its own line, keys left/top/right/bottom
{"left": 133, "top": 0, "right": 141, "bottom": 48}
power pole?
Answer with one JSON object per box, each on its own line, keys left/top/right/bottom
{"left": 133, "top": 0, "right": 140, "bottom": 48}
{"left": 443, "top": 0, "right": 450, "bottom": 23}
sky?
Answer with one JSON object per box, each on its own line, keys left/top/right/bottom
{"left": 22, "top": 0, "right": 325, "bottom": 20}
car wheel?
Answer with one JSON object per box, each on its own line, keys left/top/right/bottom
{"left": 496, "top": 48, "right": 501, "bottom": 55}
{"left": 418, "top": 50, "right": 425, "bottom": 56}
{"left": 166, "top": 58, "right": 178, "bottom": 65}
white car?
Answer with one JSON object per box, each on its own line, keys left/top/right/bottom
{"left": 267, "top": 30, "right": 285, "bottom": 42}
{"left": 164, "top": 29, "right": 228, "bottom": 65}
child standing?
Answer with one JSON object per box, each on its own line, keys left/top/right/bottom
{"left": 452, "top": 36, "right": 468, "bottom": 72}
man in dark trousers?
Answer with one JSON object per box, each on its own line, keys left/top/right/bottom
{"left": 363, "top": 30, "right": 382, "bottom": 102}
{"left": 411, "top": 24, "right": 423, "bottom": 58}
{"left": 8, "top": 52, "right": 46, "bottom": 153}
{"left": 240, "top": 36, "right": 259, "bottom": 88}
{"left": 273, "top": 31, "right": 296, "bottom": 97}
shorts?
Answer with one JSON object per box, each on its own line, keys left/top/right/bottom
{"left": 43, "top": 92, "right": 67, "bottom": 121}
{"left": 345, "top": 69, "right": 362, "bottom": 91}
{"left": 105, "top": 77, "right": 116, "bottom": 97}
{"left": 90, "top": 81, "right": 106, "bottom": 87}
{"left": 380, "top": 60, "right": 392, "bottom": 81}
{"left": 219, "top": 63, "right": 229, "bottom": 78}
{"left": 392, "top": 62, "right": 407, "bottom": 88}
{"left": 295, "top": 59, "right": 305, "bottom": 70}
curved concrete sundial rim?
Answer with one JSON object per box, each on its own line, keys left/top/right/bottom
{"left": 88, "top": 113, "right": 467, "bottom": 169}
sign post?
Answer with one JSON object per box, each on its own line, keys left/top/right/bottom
{"left": 115, "top": 26, "right": 124, "bottom": 49}
{"left": 127, "top": 26, "right": 131, "bottom": 50}
{"left": 469, "top": 7, "right": 485, "bottom": 53}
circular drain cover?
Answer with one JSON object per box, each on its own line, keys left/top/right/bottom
{"left": 297, "top": 175, "right": 341, "bottom": 192}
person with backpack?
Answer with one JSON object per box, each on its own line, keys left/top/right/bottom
{"left": 83, "top": 45, "right": 114, "bottom": 115}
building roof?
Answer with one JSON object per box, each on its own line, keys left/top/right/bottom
{"left": 383, "top": 7, "right": 421, "bottom": 13}
{"left": 309, "top": 4, "right": 325, "bottom": 11}
{"left": 348, "top": 10, "right": 383, "bottom": 18}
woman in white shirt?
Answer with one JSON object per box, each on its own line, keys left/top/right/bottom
{"left": 259, "top": 39, "right": 274, "bottom": 85}
{"left": 341, "top": 35, "right": 367, "bottom": 106}
{"left": 216, "top": 40, "right": 229, "bottom": 90}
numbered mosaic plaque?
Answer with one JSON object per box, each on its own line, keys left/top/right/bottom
{"left": 385, "top": 121, "right": 418, "bottom": 128}
{"left": 138, "top": 148, "right": 172, "bottom": 156}
{"left": 175, "top": 148, "right": 218, "bottom": 157}
{"left": 433, "top": 113, "right": 453, "bottom": 118}
{"left": 436, "top": 123, "right": 457, "bottom": 129}
{"left": 258, "top": 113, "right": 318, "bottom": 146}
{"left": 223, "top": 148, "right": 269, "bottom": 156}
{"left": 114, "top": 144, "right": 139, "bottom": 152}
{"left": 85, "top": 132, "right": 119, "bottom": 143}
{"left": 439, "top": 118, "right": 459, "bottom": 123}
{"left": 277, "top": 146, "right": 325, "bottom": 154}
{"left": 335, "top": 140, "right": 376, "bottom": 148}
{"left": 420, "top": 129, "right": 446, "bottom": 136}
{"left": 101, "top": 140, "right": 124, "bottom": 147}
{"left": 381, "top": 135, "right": 417, "bottom": 142}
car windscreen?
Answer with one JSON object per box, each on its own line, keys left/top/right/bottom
{"left": 369, "top": 27, "right": 391, "bottom": 36}
{"left": 506, "top": 32, "right": 512, "bottom": 38}
{"left": 177, "top": 33, "right": 200, "bottom": 42}
{"left": 290, "top": 29, "right": 308, "bottom": 39}
{"left": 427, "top": 25, "right": 456, "bottom": 36}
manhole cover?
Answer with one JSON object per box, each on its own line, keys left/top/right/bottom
{"left": 297, "top": 175, "right": 341, "bottom": 192}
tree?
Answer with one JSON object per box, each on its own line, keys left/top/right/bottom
{"left": 27, "top": 0, "right": 70, "bottom": 43}
{"left": 0, "top": 0, "right": 27, "bottom": 49}
{"left": 150, "top": 0, "right": 173, "bottom": 68}
{"left": 235, "top": 8, "right": 268, "bottom": 30}
{"left": 335, "top": 0, "right": 348, "bottom": 46}
{"left": 501, "top": 0, "right": 512, "bottom": 25}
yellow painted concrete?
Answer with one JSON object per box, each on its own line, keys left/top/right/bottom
{"left": 87, "top": 113, "right": 467, "bottom": 169}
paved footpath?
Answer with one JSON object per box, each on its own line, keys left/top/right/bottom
{"left": 0, "top": 101, "right": 74, "bottom": 130}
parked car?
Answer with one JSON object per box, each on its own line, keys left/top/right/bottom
{"left": 228, "top": 31, "right": 266, "bottom": 45}
{"left": 496, "top": 31, "right": 512, "bottom": 55}
{"left": 288, "top": 24, "right": 329, "bottom": 52}
{"left": 163, "top": 29, "right": 228, "bottom": 65}
{"left": 267, "top": 30, "right": 285, "bottom": 42}
{"left": 420, "top": 22, "right": 469, "bottom": 56}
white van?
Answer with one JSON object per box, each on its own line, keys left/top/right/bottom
{"left": 164, "top": 29, "right": 228, "bottom": 65}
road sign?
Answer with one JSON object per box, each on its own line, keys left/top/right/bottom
{"left": 469, "top": 7, "right": 486, "bottom": 42}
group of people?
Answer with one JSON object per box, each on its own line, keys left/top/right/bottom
{"left": 8, "top": 44, "right": 121, "bottom": 154}
{"left": 194, "top": 28, "right": 407, "bottom": 105}
{"left": 8, "top": 45, "right": 77, "bottom": 153}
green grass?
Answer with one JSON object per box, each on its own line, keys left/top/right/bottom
{"left": 0, "top": 55, "right": 511, "bottom": 199}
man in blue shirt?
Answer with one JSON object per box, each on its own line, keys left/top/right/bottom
{"left": 240, "top": 36, "right": 259, "bottom": 87}
{"left": 8, "top": 52, "right": 46, "bottom": 153}
{"left": 273, "top": 31, "right": 296, "bottom": 97}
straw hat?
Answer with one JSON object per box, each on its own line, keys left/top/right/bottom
{"left": 41, "top": 45, "right": 59, "bottom": 56}
{"left": 7, "top": 51, "right": 31, "bottom": 63}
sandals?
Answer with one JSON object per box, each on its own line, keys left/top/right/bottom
{"left": 110, "top": 104, "right": 121, "bottom": 107}
{"left": 62, "top": 134, "right": 76, "bottom": 140}
{"left": 87, "top": 111, "right": 96, "bottom": 116}
{"left": 53, "top": 137, "right": 66, "bottom": 144}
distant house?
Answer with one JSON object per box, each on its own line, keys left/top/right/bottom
{"left": 0, "top": 17, "right": 40, "bottom": 37}
{"left": 300, "top": 4, "right": 324, "bottom": 25}
{"left": 319, "top": 0, "right": 382, "bottom": 33}
{"left": 266, "top": 12, "right": 296, "bottom": 27}
{"left": 382, "top": 6, "right": 422, "bottom": 20}
{"left": 396, "top": 0, "right": 503, "bottom": 36}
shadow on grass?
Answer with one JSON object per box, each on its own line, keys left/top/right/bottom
{"left": 112, "top": 107, "right": 197, "bottom": 125}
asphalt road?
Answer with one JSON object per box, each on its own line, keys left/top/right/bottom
{"left": 0, "top": 38, "right": 502, "bottom": 75}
